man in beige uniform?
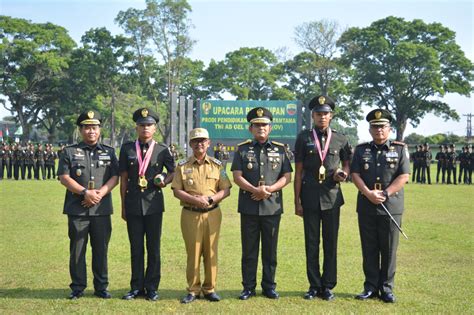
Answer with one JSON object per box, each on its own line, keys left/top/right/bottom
{"left": 171, "top": 128, "right": 232, "bottom": 304}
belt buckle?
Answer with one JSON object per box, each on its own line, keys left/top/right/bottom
{"left": 374, "top": 183, "right": 382, "bottom": 190}
{"left": 258, "top": 180, "right": 265, "bottom": 186}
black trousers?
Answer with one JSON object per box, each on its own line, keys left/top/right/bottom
{"left": 26, "top": 164, "right": 33, "bottom": 179}
{"left": 421, "top": 164, "right": 431, "bottom": 184}
{"left": 436, "top": 163, "right": 444, "bottom": 183}
{"left": 411, "top": 163, "right": 418, "bottom": 182}
{"left": 126, "top": 212, "right": 163, "bottom": 291}
{"left": 36, "top": 162, "right": 45, "bottom": 180}
{"left": 240, "top": 214, "right": 281, "bottom": 291}
{"left": 13, "top": 162, "right": 19, "bottom": 180}
{"left": 68, "top": 215, "right": 112, "bottom": 291}
{"left": 358, "top": 214, "right": 401, "bottom": 294}
{"left": 5, "top": 160, "right": 12, "bottom": 178}
{"left": 303, "top": 206, "right": 340, "bottom": 290}
{"left": 0, "top": 159, "right": 3, "bottom": 179}
{"left": 447, "top": 166, "right": 457, "bottom": 184}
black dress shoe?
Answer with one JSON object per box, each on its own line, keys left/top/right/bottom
{"left": 122, "top": 290, "right": 145, "bottom": 300}
{"left": 146, "top": 290, "right": 159, "bottom": 301}
{"left": 204, "top": 292, "right": 221, "bottom": 302}
{"left": 262, "top": 289, "right": 279, "bottom": 299}
{"left": 380, "top": 292, "right": 396, "bottom": 303}
{"left": 239, "top": 289, "right": 256, "bottom": 300}
{"left": 355, "top": 290, "right": 378, "bottom": 300}
{"left": 94, "top": 290, "right": 112, "bottom": 299}
{"left": 68, "top": 290, "right": 84, "bottom": 300}
{"left": 181, "top": 293, "right": 197, "bottom": 304}
{"left": 318, "top": 288, "right": 335, "bottom": 301}
{"left": 303, "top": 289, "right": 318, "bottom": 300}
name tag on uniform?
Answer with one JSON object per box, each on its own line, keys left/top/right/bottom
{"left": 73, "top": 154, "right": 85, "bottom": 160}
{"left": 268, "top": 152, "right": 279, "bottom": 157}
{"left": 184, "top": 168, "right": 193, "bottom": 174}
{"left": 386, "top": 151, "right": 398, "bottom": 158}
{"left": 98, "top": 154, "right": 111, "bottom": 161}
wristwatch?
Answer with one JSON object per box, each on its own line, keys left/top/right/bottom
{"left": 382, "top": 190, "right": 389, "bottom": 198}
{"left": 80, "top": 188, "right": 87, "bottom": 196}
{"left": 208, "top": 196, "right": 214, "bottom": 205}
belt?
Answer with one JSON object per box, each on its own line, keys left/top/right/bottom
{"left": 374, "top": 183, "right": 384, "bottom": 190}
{"left": 184, "top": 204, "right": 219, "bottom": 213}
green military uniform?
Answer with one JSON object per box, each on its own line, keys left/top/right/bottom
{"left": 119, "top": 108, "right": 175, "bottom": 298}
{"left": 57, "top": 110, "right": 119, "bottom": 295}
{"left": 294, "top": 95, "right": 352, "bottom": 295}
{"left": 351, "top": 109, "right": 410, "bottom": 299}
{"left": 231, "top": 107, "right": 293, "bottom": 296}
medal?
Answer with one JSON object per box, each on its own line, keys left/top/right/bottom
{"left": 88, "top": 180, "right": 95, "bottom": 189}
{"left": 319, "top": 165, "right": 326, "bottom": 183}
{"left": 364, "top": 163, "right": 369, "bottom": 170}
{"left": 139, "top": 176, "right": 148, "bottom": 191}
{"left": 76, "top": 169, "right": 82, "bottom": 176}
{"left": 390, "top": 163, "right": 395, "bottom": 168}
{"left": 247, "top": 162, "right": 253, "bottom": 170}
{"left": 188, "top": 179, "right": 194, "bottom": 185}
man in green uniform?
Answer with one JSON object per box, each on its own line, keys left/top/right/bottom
{"left": 351, "top": 109, "right": 410, "bottom": 303}
{"left": 294, "top": 95, "right": 352, "bottom": 301}
{"left": 232, "top": 107, "right": 293, "bottom": 300}
{"left": 58, "top": 110, "right": 119, "bottom": 299}
{"left": 120, "top": 108, "right": 175, "bottom": 302}
{"left": 172, "top": 128, "right": 232, "bottom": 304}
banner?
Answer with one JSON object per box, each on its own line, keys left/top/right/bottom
{"left": 199, "top": 100, "right": 298, "bottom": 139}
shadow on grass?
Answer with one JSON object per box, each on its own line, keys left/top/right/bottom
{"left": 0, "top": 288, "right": 358, "bottom": 301}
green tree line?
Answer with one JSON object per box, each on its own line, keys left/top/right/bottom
{"left": 1, "top": 0, "right": 472, "bottom": 145}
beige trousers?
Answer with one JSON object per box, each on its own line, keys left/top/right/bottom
{"left": 181, "top": 207, "right": 222, "bottom": 295}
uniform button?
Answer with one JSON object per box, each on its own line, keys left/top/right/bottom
{"left": 90, "top": 152, "right": 93, "bottom": 156}
{"left": 378, "top": 151, "right": 381, "bottom": 154}
{"left": 260, "top": 162, "right": 264, "bottom": 166}
{"left": 377, "top": 163, "right": 380, "bottom": 166}
{"left": 91, "top": 164, "right": 94, "bottom": 167}
{"left": 260, "top": 175, "right": 264, "bottom": 179}
{"left": 376, "top": 177, "right": 380, "bottom": 180}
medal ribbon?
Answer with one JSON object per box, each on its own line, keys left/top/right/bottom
{"left": 135, "top": 140, "right": 156, "bottom": 177}
{"left": 312, "top": 127, "right": 332, "bottom": 165}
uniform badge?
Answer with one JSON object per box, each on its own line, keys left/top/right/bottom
{"left": 247, "top": 162, "right": 253, "bottom": 170}
{"left": 76, "top": 169, "right": 82, "bottom": 176}
{"left": 375, "top": 111, "right": 382, "bottom": 119}
{"left": 257, "top": 108, "right": 263, "bottom": 117}
{"left": 364, "top": 163, "right": 369, "bottom": 170}
{"left": 141, "top": 108, "right": 148, "bottom": 117}
{"left": 318, "top": 96, "right": 326, "bottom": 105}
{"left": 87, "top": 111, "right": 94, "bottom": 119}
{"left": 390, "top": 163, "right": 395, "bottom": 168}
{"left": 187, "top": 179, "right": 194, "bottom": 185}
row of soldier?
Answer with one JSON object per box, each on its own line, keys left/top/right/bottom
{"left": 0, "top": 142, "right": 63, "bottom": 180}
{"left": 412, "top": 143, "right": 473, "bottom": 185}
{"left": 58, "top": 97, "right": 408, "bottom": 305}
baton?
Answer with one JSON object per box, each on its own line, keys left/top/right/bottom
{"left": 380, "top": 202, "right": 409, "bottom": 240}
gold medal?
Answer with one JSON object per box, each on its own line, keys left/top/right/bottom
{"left": 76, "top": 169, "right": 82, "bottom": 176}
{"left": 319, "top": 165, "right": 326, "bottom": 183}
{"left": 247, "top": 162, "right": 253, "bottom": 170}
{"left": 364, "top": 163, "right": 369, "bottom": 170}
{"left": 390, "top": 163, "right": 395, "bottom": 168}
{"left": 139, "top": 176, "right": 148, "bottom": 191}
{"left": 188, "top": 179, "right": 194, "bottom": 185}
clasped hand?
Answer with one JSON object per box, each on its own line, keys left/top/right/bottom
{"left": 81, "top": 189, "right": 103, "bottom": 208}
{"left": 251, "top": 185, "right": 271, "bottom": 201}
{"left": 366, "top": 190, "right": 387, "bottom": 205}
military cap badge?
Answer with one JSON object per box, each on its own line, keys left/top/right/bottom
{"left": 257, "top": 108, "right": 263, "bottom": 117}
{"left": 141, "top": 108, "right": 149, "bottom": 117}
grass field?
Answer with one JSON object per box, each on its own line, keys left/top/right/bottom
{"left": 0, "top": 167, "right": 473, "bottom": 314}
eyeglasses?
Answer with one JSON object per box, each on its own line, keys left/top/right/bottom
{"left": 370, "top": 124, "right": 390, "bottom": 130}
{"left": 191, "top": 138, "right": 208, "bottom": 144}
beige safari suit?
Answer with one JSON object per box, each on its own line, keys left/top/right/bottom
{"left": 171, "top": 155, "right": 231, "bottom": 295}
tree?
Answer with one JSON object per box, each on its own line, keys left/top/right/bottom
{"left": 0, "top": 16, "right": 75, "bottom": 140}
{"left": 338, "top": 16, "right": 474, "bottom": 140}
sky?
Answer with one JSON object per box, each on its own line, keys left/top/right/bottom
{"left": 1, "top": 0, "right": 473, "bottom": 141}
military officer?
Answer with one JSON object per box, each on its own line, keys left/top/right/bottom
{"left": 0, "top": 143, "right": 5, "bottom": 179}
{"left": 435, "top": 145, "right": 446, "bottom": 184}
{"left": 171, "top": 128, "right": 231, "bottom": 304}
{"left": 12, "top": 143, "right": 20, "bottom": 180}
{"left": 446, "top": 144, "right": 457, "bottom": 185}
{"left": 458, "top": 146, "right": 467, "bottom": 184}
{"left": 35, "top": 143, "right": 46, "bottom": 180}
{"left": 3, "top": 143, "right": 12, "bottom": 179}
{"left": 25, "top": 143, "right": 35, "bottom": 179}
{"left": 45, "top": 144, "right": 57, "bottom": 179}
{"left": 350, "top": 109, "right": 410, "bottom": 303}
{"left": 231, "top": 107, "right": 293, "bottom": 300}
{"left": 411, "top": 145, "right": 420, "bottom": 183}
{"left": 58, "top": 110, "right": 119, "bottom": 299}
{"left": 120, "top": 108, "right": 175, "bottom": 302}
{"left": 420, "top": 143, "right": 432, "bottom": 184}
{"left": 294, "top": 95, "right": 352, "bottom": 301}
{"left": 467, "top": 145, "right": 473, "bottom": 184}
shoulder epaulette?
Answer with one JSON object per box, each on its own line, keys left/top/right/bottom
{"left": 101, "top": 143, "right": 114, "bottom": 149}
{"left": 271, "top": 140, "right": 285, "bottom": 147}
{"left": 356, "top": 142, "right": 370, "bottom": 147}
{"left": 237, "top": 139, "right": 252, "bottom": 146}
{"left": 178, "top": 159, "right": 187, "bottom": 166}
{"left": 210, "top": 157, "right": 222, "bottom": 165}
{"left": 392, "top": 141, "right": 406, "bottom": 146}
{"left": 158, "top": 142, "right": 167, "bottom": 148}
{"left": 65, "top": 144, "right": 76, "bottom": 149}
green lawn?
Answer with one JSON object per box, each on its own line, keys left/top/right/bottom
{"left": 0, "top": 169, "right": 473, "bottom": 313}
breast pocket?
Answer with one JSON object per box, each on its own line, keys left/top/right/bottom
{"left": 206, "top": 171, "right": 220, "bottom": 189}
{"left": 71, "top": 162, "right": 85, "bottom": 178}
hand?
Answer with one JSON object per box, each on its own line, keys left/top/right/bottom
{"left": 194, "top": 195, "right": 210, "bottom": 208}
{"left": 84, "top": 189, "right": 102, "bottom": 205}
{"left": 366, "top": 190, "right": 387, "bottom": 205}
{"left": 295, "top": 203, "right": 304, "bottom": 217}
{"left": 333, "top": 169, "right": 347, "bottom": 182}
{"left": 250, "top": 186, "right": 271, "bottom": 201}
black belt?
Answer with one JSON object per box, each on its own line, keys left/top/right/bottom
{"left": 184, "top": 204, "right": 219, "bottom": 213}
